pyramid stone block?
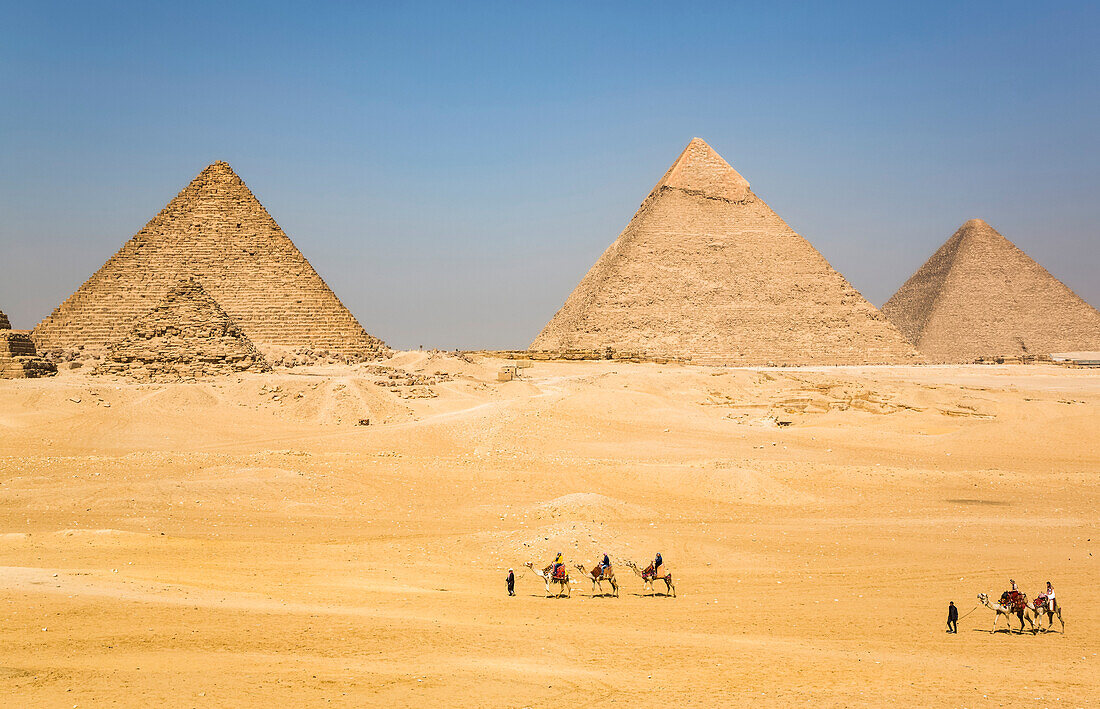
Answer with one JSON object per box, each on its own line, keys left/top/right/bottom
{"left": 98, "top": 277, "right": 271, "bottom": 379}
{"left": 33, "top": 162, "right": 386, "bottom": 358}
{"left": 532, "top": 139, "right": 920, "bottom": 365}
{"left": 1, "top": 306, "right": 57, "bottom": 378}
{"left": 883, "top": 219, "right": 1100, "bottom": 362}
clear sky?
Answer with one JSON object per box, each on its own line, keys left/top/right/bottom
{"left": 2, "top": 1, "right": 1097, "bottom": 350}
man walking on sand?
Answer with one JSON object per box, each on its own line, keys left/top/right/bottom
{"left": 947, "top": 601, "right": 958, "bottom": 633}
{"left": 507, "top": 568, "right": 515, "bottom": 596}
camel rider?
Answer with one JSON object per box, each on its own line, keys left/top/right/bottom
{"left": 600, "top": 553, "right": 611, "bottom": 575}
{"left": 653, "top": 552, "right": 663, "bottom": 576}
{"left": 552, "top": 552, "right": 565, "bottom": 578}
{"left": 1010, "top": 578, "right": 1018, "bottom": 593}
{"left": 1046, "top": 581, "right": 1055, "bottom": 610}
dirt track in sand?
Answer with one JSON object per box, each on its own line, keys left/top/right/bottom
{"left": 1, "top": 354, "right": 1098, "bottom": 706}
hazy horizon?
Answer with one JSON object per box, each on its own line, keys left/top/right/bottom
{"left": 2, "top": 2, "right": 1098, "bottom": 350}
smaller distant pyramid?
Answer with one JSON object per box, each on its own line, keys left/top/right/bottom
{"left": 98, "top": 278, "right": 271, "bottom": 379}
{"left": 33, "top": 160, "right": 387, "bottom": 358}
{"left": 1, "top": 308, "right": 57, "bottom": 379}
{"left": 883, "top": 219, "right": 1100, "bottom": 362}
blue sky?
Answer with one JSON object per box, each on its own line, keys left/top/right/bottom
{"left": 1, "top": 1, "right": 1097, "bottom": 349}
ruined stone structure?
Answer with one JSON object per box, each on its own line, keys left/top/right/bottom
{"left": 33, "top": 161, "right": 386, "bottom": 358}
{"left": 1, "top": 308, "right": 57, "bottom": 379}
{"left": 883, "top": 219, "right": 1100, "bottom": 363}
{"left": 532, "top": 138, "right": 920, "bottom": 365}
{"left": 98, "top": 278, "right": 270, "bottom": 379}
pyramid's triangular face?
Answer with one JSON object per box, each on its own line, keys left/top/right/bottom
{"left": 33, "top": 162, "right": 386, "bottom": 357}
{"left": 100, "top": 277, "right": 270, "bottom": 378}
{"left": 532, "top": 139, "right": 919, "bottom": 365}
{"left": 883, "top": 219, "right": 1100, "bottom": 362}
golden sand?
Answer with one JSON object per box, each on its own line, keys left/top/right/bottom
{"left": 1, "top": 354, "right": 1097, "bottom": 706}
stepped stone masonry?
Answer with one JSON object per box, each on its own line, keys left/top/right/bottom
{"left": 532, "top": 138, "right": 920, "bottom": 365}
{"left": 1, "top": 308, "right": 57, "bottom": 378}
{"left": 33, "top": 161, "right": 387, "bottom": 358}
{"left": 883, "top": 219, "right": 1100, "bottom": 363}
{"left": 97, "top": 278, "right": 271, "bottom": 380}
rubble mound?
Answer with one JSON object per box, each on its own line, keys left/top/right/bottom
{"left": 97, "top": 278, "right": 270, "bottom": 380}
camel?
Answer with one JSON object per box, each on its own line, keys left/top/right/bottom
{"left": 525, "top": 561, "right": 570, "bottom": 597}
{"left": 626, "top": 560, "right": 675, "bottom": 597}
{"left": 977, "top": 592, "right": 1036, "bottom": 633}
{"left": 575, "top": 563, "right": 618, "bottom": 597}
{"left": 1030, "top": 596, "right": 1065, "bottom": 633}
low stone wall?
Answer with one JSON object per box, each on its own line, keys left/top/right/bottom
{"left": 465, "top": 349, "right": 690, "bottom": 364}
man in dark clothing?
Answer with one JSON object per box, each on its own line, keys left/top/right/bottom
{"left": 507, "top": 568, "right": 515, "bottom": 596}
{"left": 947, "top": 601, "right": 958, "bottom": 633}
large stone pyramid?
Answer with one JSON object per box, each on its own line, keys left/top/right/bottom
{"left": 882, "top": 219, "right": 1100, "bottom": 362}
{"left": 0, "top": 308, "right": 9, "bottom": 330}
{"left": 33, "top": 161, "right": 386, "bottom": 357}
{"left": 98, "top": 277, "right": 270, "bottom": 379}
{"left": 532, "top": 138, "right": 920, "bottom": 365}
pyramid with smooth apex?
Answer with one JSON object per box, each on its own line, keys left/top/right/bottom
{"left": 33, "top": 162, "right": 386, "bottom": 357}
{"left": 882, "top": 219, "right": 1100, "bottom": 363}
{"left": 532, "top": 139, "right": 919, "bottom": 364}
{"left": 98, "top": 277, "right": 270, "bottom": 379}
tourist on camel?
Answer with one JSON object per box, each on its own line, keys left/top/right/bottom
{"left": 601, "top": 553, "right": 611, "bottom": 573}
{"left": 653, "top": 552, "right": 663, "bottom": 576}
{"left": 552, "top": 552, "right": 565, "bottom": 578}
{"left": 1044, "top": 581, "right": 1055, "bottom": 610}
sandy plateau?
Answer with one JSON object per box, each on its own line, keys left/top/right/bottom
{"left": 1, "top": 353, "right": 1098, "bottom": 707}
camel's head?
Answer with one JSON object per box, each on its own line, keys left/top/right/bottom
{"left": 977, "top": 593, "right": 988, "bottom": 602}
{"left": 523, "top": 561, "right": 534, "bottom": 569}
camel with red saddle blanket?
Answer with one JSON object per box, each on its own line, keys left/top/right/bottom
{"left": 525, "top": 561, "right": 570, "bottom": 597}
{"left": 1030, "top": 594, "right": 1065, "bottom": 633}
{"left": 574, "top": 563, "right": 618, "bottom": 597}
{"left": 626, "top": 560, "right": 676, "bottom": 597}
{"left": 977, "top": 591, "right": 1037, "bottom": 633}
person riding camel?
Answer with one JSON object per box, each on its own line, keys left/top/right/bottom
{"left": 1045, "top": 581, "right": 1055, "bottom": 610}
{"left": 653, "top": 552, "right": 663, "bottom": 577}
{"left": 552, "top": 551, "right": 565, "bottom": 579}
{"left": 601, "top": 553, "right": 611, "bottom": 573}
{"left": 1010, "top": 578, "right": 1018, "bottom": 592}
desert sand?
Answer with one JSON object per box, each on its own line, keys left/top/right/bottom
{"left": 1, "top": 354, "right": 1097, "bottom": 706}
